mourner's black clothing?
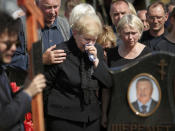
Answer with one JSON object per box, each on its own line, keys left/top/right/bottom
{"left": 0, "top": 66, "right": 31, "bottom": 131}
{"left": 140, "top": 29, "right": 168, "bottom": 48}
{"left": 46, "top": 116, "right": 100, "bottom": 131}
{"left": 140, "top": 30, "right": 155, "bottom": 45}
{"left": 149, "top": 36, "right": 175, "bottom": 53}
{"left": 107, "top": 46, "right": 152, "bottom": 67}
{"left": 44, "top": 37, "right": 111, "bottom": 131}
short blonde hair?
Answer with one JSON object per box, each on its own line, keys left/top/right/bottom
{"left": 117, "top": 14, "right": 144, "bottom": 38}
{"left": 72, "top": 14, "right": 102, "bottom": 37}
{"left": 97, "top": 25, "right": 117, "bottom": 48}
{"left": 69, "top": 3, "right": 96, "bottom": 27}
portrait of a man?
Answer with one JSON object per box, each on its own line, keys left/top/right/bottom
{"left": 131, "top": 78, "right": 158, "bottom": 114}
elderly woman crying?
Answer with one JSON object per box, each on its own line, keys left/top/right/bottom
{"left": 44, "top": 13, "right": 112, "bottom": 131}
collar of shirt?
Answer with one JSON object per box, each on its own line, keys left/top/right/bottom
{"left": 44, "top": 18, "right": 58, "bottom": 29}
{"left": 137, "top": 98, "right": 152, "bottom": 113}
{"left": 0, "top": 64, "right": 12, "bottom": 97}
{"left": 148, "top": 28, "right": 168, "bottom": 39}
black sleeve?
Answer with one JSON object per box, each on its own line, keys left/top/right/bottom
{"left": 93, "top": 44, "right": 112, "bottom": 88}
{"left": 43, "top": 64, "right": 60, "bottom": 104}
{"left": 0, "top": 91, "right": 31, "bottom": 128}
{"left": 44, "top": 65, "right": 59, "bottom": 87}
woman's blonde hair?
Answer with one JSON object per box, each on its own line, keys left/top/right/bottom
{"left": 117, "top": 14, "right": 144, "bottom": 38}
{"left": 72, "top": 14, "right": 102, "bottom": 37}
{"left": 97, "top": 25, "right": 117, "bottom": 48}
{"left": 69, "top": 3, "right": 96, "bottom": 27}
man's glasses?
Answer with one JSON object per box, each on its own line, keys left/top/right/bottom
{"left": 147, "top": 15, "right": 165, "bottom": 21}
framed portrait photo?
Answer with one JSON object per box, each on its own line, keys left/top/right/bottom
{"left": 127, "top": 73, "right": 161, "bottom": 117}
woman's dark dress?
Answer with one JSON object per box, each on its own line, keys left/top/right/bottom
{"left": 107, "top": 46, "right": 152, "bottom": 68}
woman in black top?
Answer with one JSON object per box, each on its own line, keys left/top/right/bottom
{"left": 107, "top": 45, "right": 151, "bottom": 67}
{"left": 44, "top": 14, "right": 111, "bottom": 131}
{"left": 107, "top": 14, "right": 152, "bottom": 68}
{"left": 102, "top": 14, "right": 152, "bottom": 128}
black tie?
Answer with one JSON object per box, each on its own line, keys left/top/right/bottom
{"left": 141, "top": 105, "right": 147, "bottom": 114}
{"left": 80, "top": 54, "right": 93, "bottom": 106}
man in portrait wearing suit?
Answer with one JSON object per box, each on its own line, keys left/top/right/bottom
{"left": 132, "top": 78, "right": 158, "bottom": 114}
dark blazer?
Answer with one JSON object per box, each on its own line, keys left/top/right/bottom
{"left": 0, "top": 70, "right": 31, "bottom": 131}
{"left": 132, "top": 99, "right": 158, "bottom": 113}
{"left": 44, "top": 37, "right": 112, "bottom": 122}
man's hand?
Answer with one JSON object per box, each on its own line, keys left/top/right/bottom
{"left": 24, "top": 74, "right": 46, "bottom": 97}
{"left": 101, "top": 113, "right": 108, "bottom": 128}
{"left": 42, "top": 45, "right": 66, "bottom": 65}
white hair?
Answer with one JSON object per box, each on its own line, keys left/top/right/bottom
{"left": 69, "top": 3, "right": 96, "bottom": 27}
{"left": 72, "top": 14, "right": 102, "bottom": 37}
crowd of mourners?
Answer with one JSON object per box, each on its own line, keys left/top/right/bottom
{"left": 0, "top": 0, "right": 175, "bottom": 131}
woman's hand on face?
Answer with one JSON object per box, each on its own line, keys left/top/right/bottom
{"left": 85, "top": 44, "right": 97, "bottom": 59}
{"left": 85, "top": 44, "right": 99, "bottom": 68}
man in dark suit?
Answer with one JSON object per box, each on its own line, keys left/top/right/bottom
{"left": 132, "top": 78, "right": 158, "bottom": 114}
{"left": 0, "top": 11, "right": 46, "bottom": 131}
